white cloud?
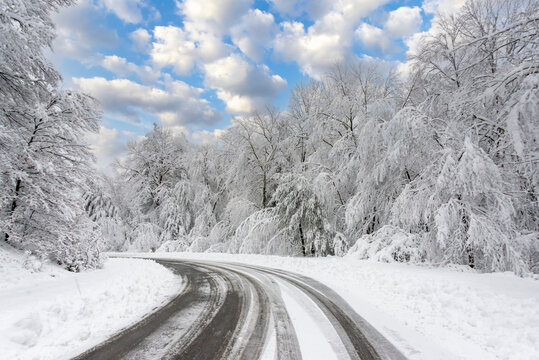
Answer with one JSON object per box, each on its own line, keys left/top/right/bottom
{"left": 121, "top": 130, "right": 136, "bottom": 137}
{"left": 385, "top": 6, "right": 423, "bottom": 37}
{"left": 269, "top": 0, "right": 302, "bottom": 17}
{"left": 356, "top": 6, "right": 423, "bottom": 54}
{"left": 203, "top": 54, "right": 287, "bottom": 113}
{"left": 177, "top": 0, "right": 253, "bottom": 35}
{"left": 150, "top": 26, "right": 196, "bottom": 74}
{"left": 129, "top": 28, "right": 152, "bottom": 51}
{"left": 86, "top": 126, "right": 126, "bottom": 171}
{"left": 73, "top": 77, "right": 222, "bottom": 127}
{"left": 272, "top": 0, "right": 390, "bottom": 78}
{"left": 274, "top": 21, "right": 347, "bottom": 79}
{"left": 149, "top": 3, "right": 285, "bottom": 112}
{"left": 167, "top": 125, "right": 189, "bottom": 138}
{"left": 422, "top": 0, "right": 467, "bottom": 15}
{"left": 191, "top": 128, "right": 227, "bottom": 144}
{"left": 100, "top": 0, "right": 159, "bottom": 24}
{"left": 150, "top": 26, "right": 228, "bottom": 74}
{"left": 52, "top": 0, "right": 118, "bottom": 61}
{"left": 355, "top": 23, "right": 394, "bottom": 53}
{"left": 100, "top": 55, "right": 161, "bottom": 84}
{"left": 269, "top": 0, "right": 364, "bottom": 21}
{"left": 231, "top": 9, "right": 277, "bottom": 62}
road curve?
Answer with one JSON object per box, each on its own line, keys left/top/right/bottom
{"left": 73, "top": 259, "right": 406, "bottom": 360}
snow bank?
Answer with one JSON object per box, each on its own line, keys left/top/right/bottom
{"left": 0, "top": 245, "right": 182, "bottom": 360}
{"left": 128, "top": 252, "right": 539, "bottom": 360}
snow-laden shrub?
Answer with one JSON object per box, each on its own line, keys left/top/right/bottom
{"left": 223, "top": 197, "right": 259, "bottom": 231}
{"left": 128, "top": 223, "right": 160, "bottom": 252}
{"left": 333, "top": 232, "right": 351, "bottom": 257}
{"left": 272, "top": 173, "right": 333, "bottom": 256}
{"left": 189, "top": 222, "right": 230, "bottom": 253}
{"left": 157, "top": 236, "right": 190, "bottom": 253}
{"left": 264, "top": 228, "right": 302, "bottom": 256}
{"left": 347, "top": 225, "right": 425, "bottom": 263}
{"left": 392, "top": 138, "right": 531, "bottom": 273}
{"left": 54, "top": 217, "right": 103, "bottom": 272}
{"left": 228, "top": 208, "right": 281, "bottom": 254}
{"left": 519, "top": 233, "right": 539, "bottom": 275}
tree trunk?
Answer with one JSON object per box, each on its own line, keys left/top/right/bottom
{"left": 299, "top": 222, "right": 306, "bottom": 256}
{"left": 4, "top": 179, "right": 22, "bottom": 242}
{"left": 467, "top": 246, "right": 475, "bottom": 269}
{"left": 262, "top": 171, "right": 267, "bottom": 208}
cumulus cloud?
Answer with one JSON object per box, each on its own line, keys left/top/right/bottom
{"left": 149, "top": 4, "right": 286, "bottom": 112}
{"left": 101, "top": 0, "right": 144, "bottom": 23}
{"left": 191, "top": 128, "right": 227, "bottom": 145}
{"left": 273, "top": 0, "right": 389, "bottom": 78}
{"left": 269, "top": 0, "right": 370, "bottom": 21}
{"left": 73, "top": 77, "right": 222, "bottom": 127}
{"left": 86, "top": 126, "right": 126, "bottom": 171}
{"left": 274, "top": 21, "right": 347, "bottom": 79}
{"left": 231, "top": 9, "right": 277, "bottom": 62}
{"left": 385, "top": 6, "right": 423, "bottom": 37}
{"left": 167, "top": 125, "right": 190, "bottom": 138}
{"left": 150, "top": 25, "right": 228, "bottom": 74}
{"left": 356, "top": 6, "right": 423, "bottom": 54}
{"left": 268, "top": 0, "right": 303, "bottom": 17}
{"left": 129, "top": 28, "right": 152, "bottom": 51}
{"left": 203, "top": 54, "right": 287, "bottom": 113}
{"left": 52, "top": 0, "right": 118, "bottom": 61}
{"left": 177, "top": 0, "right": 253, "bottom": 35}
{"left": 423, "top": 0, "right": 467, "bottom": 15}
{"left": 100, "top": 55, "right": 161, "bottom": 84}
{"left": 148, "top": 0, "right": 255, "bottom": 76}
{"left": 355, "top": 23, "right": 395, "bottom": 54}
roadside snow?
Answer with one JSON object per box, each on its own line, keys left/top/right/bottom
{"left": 124, "top": 252, "right": 539, "bottom": 360}
{"left": 0, "top": 246, "right": 183, "bottom": 360}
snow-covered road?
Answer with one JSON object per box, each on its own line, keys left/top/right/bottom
{"left": 115, "top": 252, "right": 539, "bottom": 360}
{"left": 75, "top": 258, "right": 405, "bottom": 360}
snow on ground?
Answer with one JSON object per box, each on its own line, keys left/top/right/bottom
{"left": 124, "top": 252, "right": 539, "bottom": 360}
{"left": 0, "top": 245, "right": 183, "bottom": 360}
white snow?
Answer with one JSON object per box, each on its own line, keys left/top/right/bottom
{"left": 126, "top": 252, "right": 539, "bottom": 360}
{"left": 0, "top": 245, "right": 183, "bottom": 360}
{"left": 277, "top": 277, "right": 348, "bottom": 360}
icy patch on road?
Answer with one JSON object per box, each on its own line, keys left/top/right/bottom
{"left": 0, "top": 246, "right": 183, "bottom": 360}
{"left": 127, "top": 252, "right": 539, "bottom": 360}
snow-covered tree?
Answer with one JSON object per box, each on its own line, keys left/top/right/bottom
{"left": 272, "top": 173, "right": 332, "bottom": 256}
{"left": 223, "top": 108, "right": 288, "bottom": 210}
{"left": 1, "top": 90, "right": 102, "bottom": 269}
{"left": 351, "top": 0, "right": 539, "bottom": 273}
{"left": 120, "top": 124, "right": 187, "bottom": 224}
{"left": 0, "top": 0, "right": 103, "bottom": 270}
{"left": 99, "top": 0, "right": 537, "bottom": 275}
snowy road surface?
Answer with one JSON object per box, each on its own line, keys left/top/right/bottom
{"left": 74, "top": 259, "right": 405, "bottom": 360}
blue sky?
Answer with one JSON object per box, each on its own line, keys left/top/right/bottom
{"left": 48, "top": 0, "right": 455, "bottom": 169}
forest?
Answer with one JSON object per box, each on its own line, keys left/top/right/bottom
{"left": 1, "top": 0, "right": 538, "bottom": 274}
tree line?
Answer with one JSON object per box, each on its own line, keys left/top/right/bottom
{"left": 90, "top": 0, "right": 538, "bottom": 274}
{"left": 1, "top": 0, "right": 537, "bottom": 274}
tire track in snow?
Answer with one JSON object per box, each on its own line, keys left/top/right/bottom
{"left": 241, "top": 264, "right": 407, "bottom": 360}
{"left": 214, "top": 262, "right": 302, "bottom": 360}
{"left": 72, "top": 258, "right": 405, "bottom": 360}
{"left": 73, "top": 261, "right": 238, "bottom": 360}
